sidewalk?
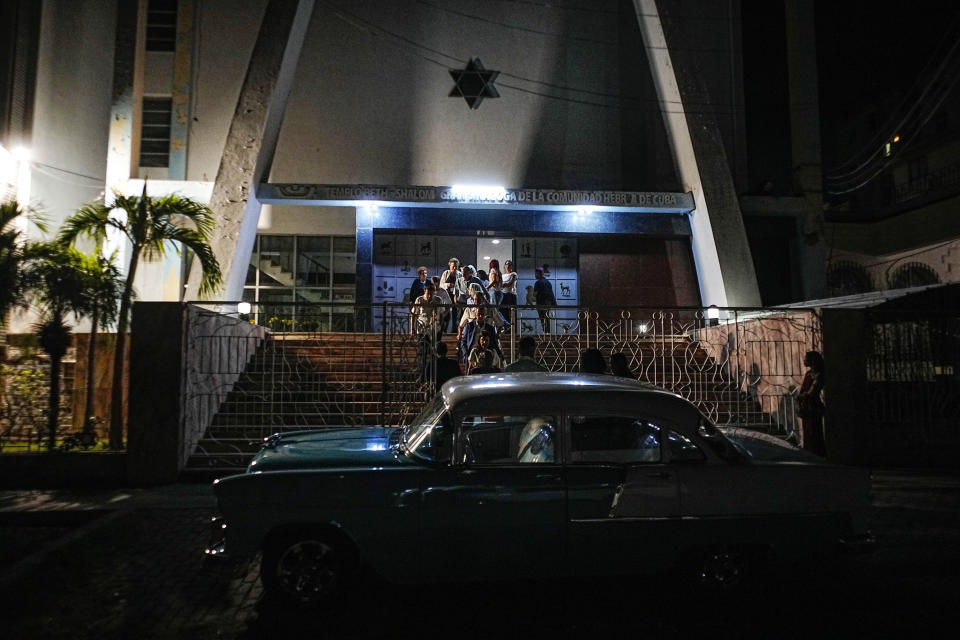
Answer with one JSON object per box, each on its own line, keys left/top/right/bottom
{"left": 0, "top": 481, "right": 262, "bottom": 639}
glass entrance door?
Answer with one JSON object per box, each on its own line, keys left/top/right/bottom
{"left": 476, "top": 237, "right": 512, "bottom": 281}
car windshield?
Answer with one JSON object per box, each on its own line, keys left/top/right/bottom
{"left": 402, "top": 394, "right": 448, "bottom": 463}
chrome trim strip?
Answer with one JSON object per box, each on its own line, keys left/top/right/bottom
{"left": 570, "top": 511, "right": 843, "bottom": 524}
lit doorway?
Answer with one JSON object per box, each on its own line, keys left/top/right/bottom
{"left": 476, "top": 237, "right": 512, "bottom": 277}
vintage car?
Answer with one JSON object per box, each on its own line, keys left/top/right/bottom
{"left": 207, "top": 372, "right": 873, "bottom": 606}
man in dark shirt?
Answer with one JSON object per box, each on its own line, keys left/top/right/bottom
{"left": 433, "top": 341, "right": 462, "bottom": 392}
{"left": 533, "top": 267, "right": 556, "bottom": 333}
{"left": 505, "top": 335, "right": 547, "bottom": 372}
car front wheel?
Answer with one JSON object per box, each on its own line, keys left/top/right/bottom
{"left": 261, "top": 531, "right": 350, "bottom": 607}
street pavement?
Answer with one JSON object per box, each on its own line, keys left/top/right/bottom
{"left": 0, "top": 470, "right": 958, "bottom": 639}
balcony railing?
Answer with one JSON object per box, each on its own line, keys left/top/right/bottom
{"left": 894, "top": 161, "right": 960, "bottom": 204}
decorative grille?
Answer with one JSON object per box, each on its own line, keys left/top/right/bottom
{"left": 181, "top": 303, "right": 821, "bottom": 471}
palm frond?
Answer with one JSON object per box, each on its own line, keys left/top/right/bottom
{"left": 58, "top": 203, "right": 124, "bottom": 247}
{"left": 165, "top": 226, "right": 223, "bottom": 296}
{"left": 21, "top": 243, "right": 89, "bottom": 319}
{"left": 77, "top": 251, "right": 125, "bottom": 328}
{"left": 1, "top": 200, "right": 48, "bottom": 234}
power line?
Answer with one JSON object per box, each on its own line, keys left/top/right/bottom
{"left": 825, "top": 68, "right": 960, "bottom": 195}
{"left": 31, "top": 161, "right": 104, "bottom": 183}
{"left": 31, "top": 164, "right": 106, "bottom": 190}
{"left": 825, "top": 37, "right": 960, "bottom": 185}
{"left": 323, "top": 1, "right": 747, "bottom": 113}
{"left": 824, "top": 10, "right": 960, "bottom": 187}
{"left": 416, "top": 0, "right": 618, "bottom": 45}
{"left": 491, "top": 0, "right": 619, "bottom": 14}
{"left": 416, "top": 0, "right": 742, "bottom": 53}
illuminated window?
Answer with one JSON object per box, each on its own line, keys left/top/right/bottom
{"left": 244, "top": 235, "right": 357, "bottom": 332}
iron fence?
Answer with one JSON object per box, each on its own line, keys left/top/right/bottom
{"left": 182, "top": 302, "right": 821, "bottom": 469}
{"left": 865, "top": 310, "right": 960, "bottom": 448}
{"left": 0, "top": 361, "right": 75, "bottom": 452}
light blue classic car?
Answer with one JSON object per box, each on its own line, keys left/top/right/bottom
{"left": 207, "top": 373, "right": 873, "bottom": 606}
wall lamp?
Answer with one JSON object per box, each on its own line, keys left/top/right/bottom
{"left": 706, "top": 305, "right": 720, "bottom": 326}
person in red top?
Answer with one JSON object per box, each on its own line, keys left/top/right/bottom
{"left": 797, "top": 350, "right": 826, "bottom": 456}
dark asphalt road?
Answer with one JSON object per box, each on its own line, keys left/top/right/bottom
{"left": 1, "top": 470, "right": 958, "bottom": 639}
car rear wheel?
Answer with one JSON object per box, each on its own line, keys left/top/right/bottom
{"left": 261, "top": 531, "right": 350, "bottom": 607}
{"left": 683, "top": 547, "right": 754, "bottom": 593}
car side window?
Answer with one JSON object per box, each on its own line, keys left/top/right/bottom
{"left": 569, "top": 415, "right": 661, "bottom": 464}
{"left": 667, "top": 430, "right": 706, "bottom": 462}
{"left": 460, "top": 415, "right": 557, "bottom": 464}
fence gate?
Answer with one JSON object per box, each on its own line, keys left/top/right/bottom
{"left": 865, "top": 310, "right": 960, "bottom": 458}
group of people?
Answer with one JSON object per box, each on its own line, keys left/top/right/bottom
{"left": 428, "top": 335, "right": 548, "bottom": 390}
{"left": 579, "top": 348, "right": 638, "bottom": 379}
{"left": 410, "top": 257, "right": 559, "bottom": 375}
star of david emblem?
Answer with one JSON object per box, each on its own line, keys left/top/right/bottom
{"left": 449, "top": 57, "right": 500, "bottom": 110}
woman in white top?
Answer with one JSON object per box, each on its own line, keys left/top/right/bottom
{"left": 500, "top": 259, "right": 518, "bottom": 306}
{"left": 439, "top": 258, "right": 461, "bottom": 295}
{"left": 439, "top": 258, "right": 463, "bottom": 332}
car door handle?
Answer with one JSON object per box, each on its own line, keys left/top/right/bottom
{"left": 646, "top": 471, "right": 671, "bottom": 479}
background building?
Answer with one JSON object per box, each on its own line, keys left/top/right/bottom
{"left": 1, "top": 0, "right": 957, "bottom": 321}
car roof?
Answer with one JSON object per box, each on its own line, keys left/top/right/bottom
{"left": 440, "top": 372, "right": 681, "bottom": 407}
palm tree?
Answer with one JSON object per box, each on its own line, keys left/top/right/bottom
{"left": 0, "top": 202, "right": 24, "bottom": 322}
{"left": 21, "top": 243, "right": 87, "bottom": 450}
{"left": 1, "top": 201, "right": 46, "bottom": 354}
{"left": 59, "top": 185, "right": 222, "bottom": 449}
{"left": 75, "top": 251, "right": 125, "bottom": 444}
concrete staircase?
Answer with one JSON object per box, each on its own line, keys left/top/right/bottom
{"left": 185, "top": 332, "right": 769, "bottom": 472}
{"left": 186, "top": 332, "right": 434, "bottom": 470}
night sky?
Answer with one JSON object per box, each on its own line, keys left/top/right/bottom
{"left": 742, "top": 0, "right": 959, "bottom": 190}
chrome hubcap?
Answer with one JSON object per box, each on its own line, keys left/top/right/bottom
{"left": 698, "top": 552, "right": 742, "bottom": 588}
{"left": 275, "top": 540, "right": 338, "bottom": 602}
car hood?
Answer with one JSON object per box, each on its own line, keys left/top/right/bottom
{"left": 719, "top": 427, "right": 825, "bottom": 463}
{"left": 248, "top": 426, "right": 414, "bottom": 472}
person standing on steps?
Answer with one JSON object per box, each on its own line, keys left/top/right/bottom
{"left": 533, "top": 267, "right": 556, "bottom": 333}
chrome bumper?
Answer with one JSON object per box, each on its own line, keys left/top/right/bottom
{"left": 839, "top": 532, "right": 876, "bottom": 554}
{"left": 204, "top": 516, "right": 228, "bottom": 559}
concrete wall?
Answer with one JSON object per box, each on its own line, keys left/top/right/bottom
{"left": 821, "top": 309, "right": 867, "bottom": 466}
{"left": 181, "top": 0, "right": 692, "bottom": 192}
{"left": 828, "top": 194, "right": 960, "bottom": 256}
{"left": 186, "top": 0, "right": 267, "bottom": 182}
{"left": 29, "top": 0, "right": 116, "bottom": 235}
{"left": 128, "top": 302, "right": 266, "bottom": 483}
{"left": 695, "top": 310, "right": 821, "bottom": 434}
{"left": 128, "top": 302, "right": 185, "bottom": 484}
{"left": 181, "top": 304, "right": 266, "bottom": 468}
{"left": 257, "top": 204, "right": 355, "bottom": 236}
{"left": 19, "top": 0, "right": 753, "bottom": 307}
{"left": 7, "top": 1, "right": 116, "bottom": 332}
